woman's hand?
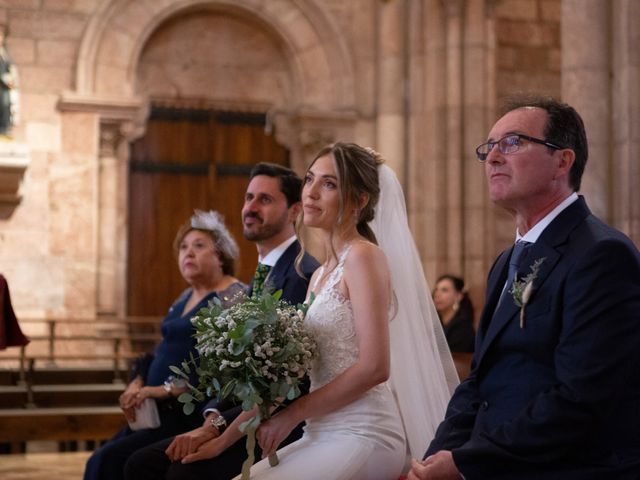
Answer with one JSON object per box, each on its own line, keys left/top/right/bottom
{"left": 119, "top": 378, "right": 143, "bottom": 421}
{"left": 256, "top": 409, "right": 299, "bottom": 458}
{"left": 132, "top": 385, "right": 168, "bottom": 408}
{"left": 180, "top": 436, "right": 228, "bottom": 464}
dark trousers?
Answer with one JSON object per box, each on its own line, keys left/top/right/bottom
{"left": 124, "top": 435, "right": 252, "bottom": 480}
{"left": 124, "top": 421, "right": 305, "bottom": 480}
{"left": 83, "top": 401, "right": 202, "bottom": 480}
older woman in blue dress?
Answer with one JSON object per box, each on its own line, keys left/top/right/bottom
{"left": 84, "top": 210, "right": 246, "bottom": 480}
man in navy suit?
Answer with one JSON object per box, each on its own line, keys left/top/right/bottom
{"left": 410, "top": 95, "right": 640, "bottom": 480}
{"left": 125, "top": 163, "right": 318, "bottom": 480}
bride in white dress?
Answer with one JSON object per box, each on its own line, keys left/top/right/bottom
{"left": 227, "top": 143, "right": 458, "bottom": 479}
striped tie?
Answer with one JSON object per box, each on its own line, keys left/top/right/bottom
{"left": 251, "top": 263, "right": 272, "bottom": 298}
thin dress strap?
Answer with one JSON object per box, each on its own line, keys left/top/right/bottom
{"left": 311, "top": 244, "right": 353, "bottom": 293}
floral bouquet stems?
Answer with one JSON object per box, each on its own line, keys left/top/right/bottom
{"left": 239, "top": 408, "right": 278, "bottom": 479}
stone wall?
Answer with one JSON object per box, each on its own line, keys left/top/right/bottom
{"left": 0, "top": 0, "right": 637, "bottom": 323}
{"left": 495, "top": 0, "right": 561, "bottom": 102}
{"left": 0, "top": 1, "right": 100, "bottom": 317}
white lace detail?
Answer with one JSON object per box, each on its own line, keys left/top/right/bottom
{"left": 305, "top": 245, "right": 359, "bottom": 390}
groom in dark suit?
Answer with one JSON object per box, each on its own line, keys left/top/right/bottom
{"left": 410, "top": 95, "right": 640, "bottom": 480}
{"left": 125, "top": 163, "right": 318, "bottom": 480}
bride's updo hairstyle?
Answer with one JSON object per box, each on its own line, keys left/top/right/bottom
{"left": 319, "top": 142, "right": 383, "bottom": 243}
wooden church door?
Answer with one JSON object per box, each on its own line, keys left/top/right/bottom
{"left": 127, "top": 106, "right": 289, "bottom": 316}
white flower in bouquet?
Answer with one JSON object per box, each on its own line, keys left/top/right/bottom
{"left": 170, "top": 290, "right": 316, "bottom": 479}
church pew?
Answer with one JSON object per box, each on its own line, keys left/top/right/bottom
{"left": 0, "top": 406, "right": 127, "bottom": 444}
{"left": 0, "top": 383, "right": 125, "bottom": 408}
{"left": 451, "top": 352, "right": 473, "bottom": 381}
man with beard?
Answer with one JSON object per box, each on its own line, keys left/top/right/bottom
{"left": 240, "top": 163, "right": 319, "bottom": 301}
{"left": 124, "top": 163, "right": 318, "bottom": 480}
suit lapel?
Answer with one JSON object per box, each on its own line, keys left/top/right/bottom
{"left": 478, "top": 250, "right": 510, "bottom": 338}
{"left": 475, "top": 197, "right": 591, "bottom": 365}
{"left": 266, "top": 241, "right": 300, "bottom": 292}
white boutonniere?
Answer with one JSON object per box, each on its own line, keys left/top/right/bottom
{"left": 510, "top": 258, "right": 546, "bottom": 328}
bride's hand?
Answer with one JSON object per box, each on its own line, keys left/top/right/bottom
{"left": 180, "top": 436, "right": 227, "bottom": 464}
{"left": 256, "top": 410, "right": 299, "bottom": 458}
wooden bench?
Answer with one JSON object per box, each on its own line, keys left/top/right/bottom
{"left": 0, "top": 316, "right": 162, "bottom": 385}
{"left": 0, "top": 406, "right": 127, "bottom": 447}
{"left": 451, "top": 352, "right": 474, "bottom": 381}
{"left": 0, "top": 346, "right": 154, "bottom": 385}
{"left": 0, "top": 383, "right": 125, "bottom": 409}
{"left": 0, "top": 317, "right": 164, "bottom": 453}
{"left": 16, "top": 315, "right": 162, "bottom": 362}
{"left": 18, "top": 364, "right": 132, "bottom": 385}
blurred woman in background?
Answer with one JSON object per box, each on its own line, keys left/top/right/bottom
{"left": 433, "top": 275, "right": 475, "bottom": 353}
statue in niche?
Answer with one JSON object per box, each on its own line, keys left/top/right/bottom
{"left": 0, "top": 24, "right": 19, "bottom": 138}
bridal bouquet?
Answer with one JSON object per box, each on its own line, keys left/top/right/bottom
{"left": 172, "top": 290, "right": 315, "bottom": 479}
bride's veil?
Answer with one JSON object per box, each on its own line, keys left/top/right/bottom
{"left": 369, "top": 164, "right": 459, "bottom": 459}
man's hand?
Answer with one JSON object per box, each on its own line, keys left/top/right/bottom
{"left": 165, "top": 416, "right": 221, "bottom": 461}
{"left": 407, "top": 451, "right": 462, "bottom": 480}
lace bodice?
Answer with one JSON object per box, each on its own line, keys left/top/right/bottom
{"left": 305, "top": 245, "right": 358, "bottom": 390}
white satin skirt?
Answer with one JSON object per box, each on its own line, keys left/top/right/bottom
{"left": 237, "top": 383, "right": 406, "bottom": 480}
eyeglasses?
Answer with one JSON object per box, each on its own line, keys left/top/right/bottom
{"left": 475, "top": 134, "right": 564, "bottom": 162}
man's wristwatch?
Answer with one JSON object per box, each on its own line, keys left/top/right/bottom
{"left": 209, "top": 414, "right": 227, "bottom": 433}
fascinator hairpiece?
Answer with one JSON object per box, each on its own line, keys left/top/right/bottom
{"left": 190, "top": 209, "right": 240, "bottom": 260}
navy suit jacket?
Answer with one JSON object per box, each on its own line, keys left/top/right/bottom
{"left": 204, "top": 240, "right": 318, "bottom": 421}
{"left": 247, "top": 240, "right": 318, "bottom": 305}
{"left": 426, "top": 197, "right": 640, "bottom": 479}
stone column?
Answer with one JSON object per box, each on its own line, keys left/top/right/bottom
{"left": 611, "top": 0, "right": 640, "bottom": 245}
{"left": 96, "top": 122, "right": 127, "bottom": 316}
{"left": 561, "top": 0, "right": 610, "bottom": 220}
{"left": 376, "top": 0, "right": 406, "bottom": 183}
{"left": 462, "top": 0, "right": 497, "bottom": 321}
{"left": 58, "top": 93, "right": 148, "bottom": 316}
{"left": 407, "top": 0, "right": 448, "bottom": 281}
{"left": 444, "top": 0, "right": 465, "bottom": 275}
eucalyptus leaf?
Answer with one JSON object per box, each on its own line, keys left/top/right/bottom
{"left": 183, "top": 402, "right": 195, "bottom": 415}
{"left": 212, "top": 377, "right": 221, "bottom": 391}
{"left": 181, "top": 361, "right": 191, "bottom": 374}
{"left": 242, "top": 398, "right": 254, "bottom": 411}
{"left": 169, "top": 365, "right": 190, "bottom": 380}
{"left": 278, "top": 381, "right": 290, "bottom": 398}
{"left": 287, "top": 383, "right": 301, "bottom": 400}
{"left": 220, "top": 379, "right": 236, "bottom": 399}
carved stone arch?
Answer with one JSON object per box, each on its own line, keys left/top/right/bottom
{"left": 75, "top": 0, "right": 356, "bottom": 112}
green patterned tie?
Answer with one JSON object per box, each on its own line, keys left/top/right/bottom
{"left": 252, "top": 263, "right": 272, "bottom": 298}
